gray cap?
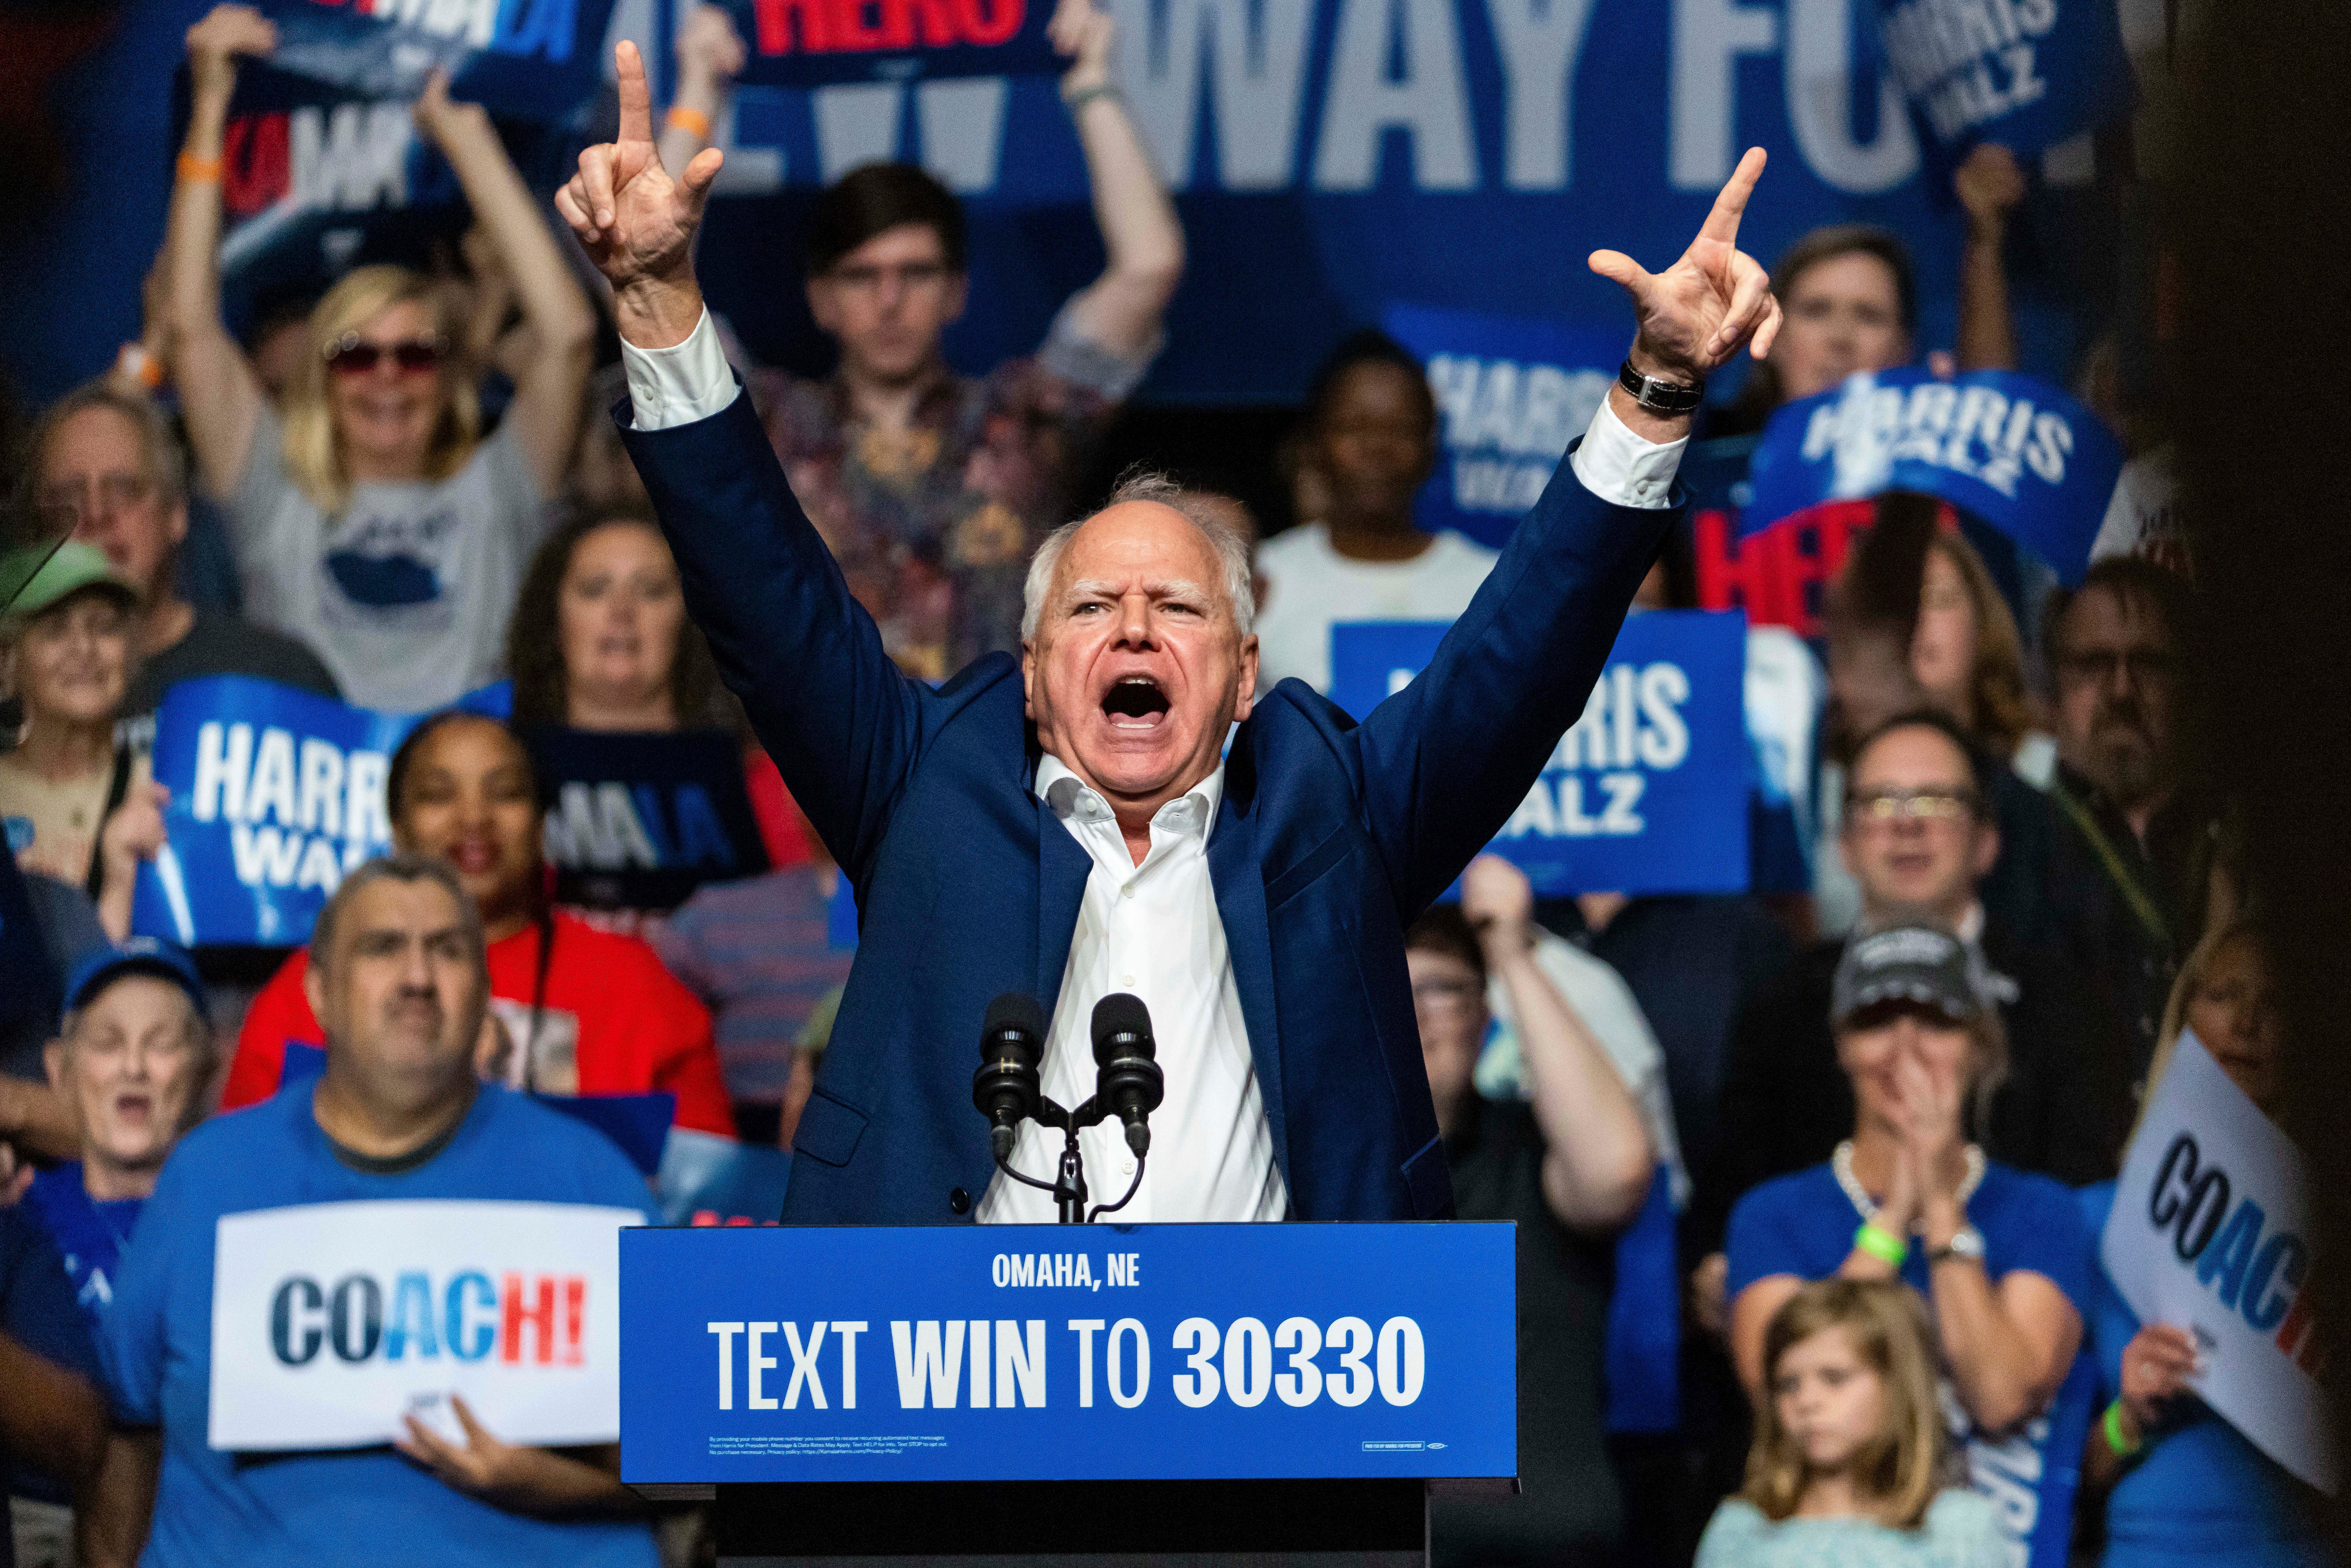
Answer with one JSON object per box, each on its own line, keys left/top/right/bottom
{"left": 1831, "top": 923, "right": 1980, "bottom": 1029}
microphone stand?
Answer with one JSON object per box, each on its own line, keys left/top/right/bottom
{"left": 990, "top": 1094, "right": 1145, "bottom": 1224}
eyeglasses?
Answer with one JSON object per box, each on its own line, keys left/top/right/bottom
{"left": 324, "top": 334, "right": 445, "bottom": 376}
{"left": 824, "top": 260, "right": 954, "bottom": 294}
{"left": 2057, "top": 648, "right": 2173, "bottom": 687}
{"left": 36, "top": 472, "right": 155, "bottom": 528}
{"left": 1845, "top": 788, "right": 1977, "bottom": 825}
{"left": 1411, "top": 978, "right": 1482, "bottom": 1015}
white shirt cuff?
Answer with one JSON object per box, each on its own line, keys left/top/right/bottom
{"left": 1568, "top": 396, "right": 1686, "bottom": 510}
{"left": 619, "top": 309, "right": 739, "bottom": 430}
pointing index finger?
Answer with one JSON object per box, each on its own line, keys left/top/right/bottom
{"left": 616, "top": 39, "right": 653, "bottom": 146}
{"left": 1698, "top": 146, "right": 1767, "bottom": 246}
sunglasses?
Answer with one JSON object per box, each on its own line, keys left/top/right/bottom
{"left": 324, "top": 335, "right": 445, "bottom": 376}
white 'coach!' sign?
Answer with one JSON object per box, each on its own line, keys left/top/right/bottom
{"left": 209, "top": 1200, "right": 639, "bottom": 1452}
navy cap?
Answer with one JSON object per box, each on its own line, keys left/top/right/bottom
{"left": 1830, "top": 923, "right": 1979, "bottom": 1029}
{"left": 62, "top": 938, "right": 206, "bottom": 1024}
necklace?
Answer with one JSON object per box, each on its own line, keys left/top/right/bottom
{"left": 1832, "top": 1139, "right": 1984, "bottom": 1231}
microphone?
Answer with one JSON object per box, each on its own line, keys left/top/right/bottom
{"left": 972, "top": 992, "right": 1046, "bottom": 1160}
{"left": 1091, "top": 993, "right": 1164, "bottom": 1157}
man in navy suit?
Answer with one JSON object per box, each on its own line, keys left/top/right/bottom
{"left": 558, "top": 42, "right": 1785, "bottom": 1226}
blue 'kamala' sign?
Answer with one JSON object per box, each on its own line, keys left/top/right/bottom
{"left": 1329, "top": 610, "right": 1749, "bottom": 897}
{"left": 619, "top": 1222, "right": 1514, "bottom": 1483}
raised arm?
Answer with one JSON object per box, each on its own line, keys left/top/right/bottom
{"left": 657, "top": 5, "right": 745, "bottom": 179}
{"left": 1051, "top": 0, "right": 1184, "bottom": 359}
{"left": 413, "top": 73, "right": 596, "bottom": 496}
{"left": 558, "top": 44, "right": 926, "bottom": 875}
{"left": 1954, "top": 143, "right": 2025, "bottom": 373}
{"left": 165, "top": 3, "right": 276, "bottom": 501}
{"left": 1352, "top": 150, "right": 1783, "bottom": 914}
{"left": 1463, "top": 856, "right": 1653, "bottom": 1232}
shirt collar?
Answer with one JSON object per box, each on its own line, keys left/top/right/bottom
{"left": 1034, "top": 752, "right": 1224, "bottom": 841}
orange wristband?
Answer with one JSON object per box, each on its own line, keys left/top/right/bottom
{"left": 665, "top": 105, "right": 711, "bottom": 140}
{"left": 176, "top": 151, "right": 223, "bottom": 184}
{"left": 117, "top": 343, "right": 167, "bottom": 390}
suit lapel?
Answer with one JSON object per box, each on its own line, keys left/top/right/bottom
{"left": 1036, "top": 801, "right": 1093, "bottom": 1019}
{"left": 1208, "top": 791, "right": 1289, "bottom": 1186}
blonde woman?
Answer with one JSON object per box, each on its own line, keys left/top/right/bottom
{"left": 2071, "top": 921, "right": 2327, "bottom": 1568}
{"left": 1699, "top": 1279, "right": 2002, "bottom": 1566}
{"left": 162, "top": 4, "right": 595, "bottom": 710}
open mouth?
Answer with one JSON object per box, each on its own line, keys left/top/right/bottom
{"left": 114, "top": 1093, "right": 152, "bottom": 1121}
{"left": 1101, "top": 675, "right": 1171, "bottom": 731}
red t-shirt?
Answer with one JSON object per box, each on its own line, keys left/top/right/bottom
{"left": 222, "top": 911, "right": 738, "bottom": 1137}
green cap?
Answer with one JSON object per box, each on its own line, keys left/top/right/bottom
{"left": 1, "top": 540, "right": 139, "bottom": 624}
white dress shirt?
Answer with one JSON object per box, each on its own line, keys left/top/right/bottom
{"left": 617, "top": 312, "right": 1690, "bottom": 1221}
{"left": 972, "top": 756, "right": 1285, "bottom": 1223}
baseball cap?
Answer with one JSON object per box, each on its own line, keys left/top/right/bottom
{"left": 1830, "top": 922, "right": 1979, "bottom": 1029}
{"left": 62, "top": 938, "right": 206, "bottom": 1025}
{"left": 1, "top": 540, "right": 139, "bottom": 625}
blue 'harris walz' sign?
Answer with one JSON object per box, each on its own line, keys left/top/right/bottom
{"left": 620, "top": 1223, "right": 1515, "bottom": 1483}
{"left": 1330, "top": 610, "right": 1749, "bottom": 898}
{"left": 1381, "top": 304, "right": 1627, "bottom": 552}
{"left": 131, "top": 676, "right": 508, "bottom": 948}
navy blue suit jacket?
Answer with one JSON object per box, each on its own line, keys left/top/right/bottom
{"left": 621, "top": 391, "right": 1679, "bottom": 1224}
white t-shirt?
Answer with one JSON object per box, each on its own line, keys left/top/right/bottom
{"left": 229, "top": 403, "right": 548, "bottom": 712}
{"left": 1251, "top": 524, "right": 1501, "bottom": 694}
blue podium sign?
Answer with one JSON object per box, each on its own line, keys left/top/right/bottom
{"left": 620, "top": 1223, "right": 1514, "bottom": 1484}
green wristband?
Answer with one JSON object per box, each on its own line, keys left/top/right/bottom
{"left": 2103, "top": 1399, "right": 2143, "bottom": 1457}
{"left": 1854, "top": 1222, "right": 1909, "bottom": 1267}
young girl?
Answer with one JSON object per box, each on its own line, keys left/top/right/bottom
{"left": 1699, "top": 1279, "right": 2003, "bottom": 1567}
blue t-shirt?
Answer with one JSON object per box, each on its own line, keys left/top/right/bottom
{"left": 1726, "top": 1162, "right": 2099, "bottom": 1568}
{"left": 3, "top": 1201, "right": 106, "bottom": 1534}
{"left": 24, "top": 1162, "right": 144, "bottom": 1329}
{"left": 100, "top": 1082, "right": 661, "bottom": 1568}
{"left": 2075, "top": 1183, "right": 2326, "bottom": 1568}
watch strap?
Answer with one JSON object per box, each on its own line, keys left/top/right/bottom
{"left": 1618, "top": 359, "right": 1705, "bottom": 416}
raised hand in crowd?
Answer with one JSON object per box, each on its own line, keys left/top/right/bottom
{"left": 1050, "top": 0, "right": 1185, "bottom": 360}
{"left": 395, "top": 1394, "right": 640, "bottom": 1517}
{"left": 93, "top": 779, "right": 170, "bottom": 943}
{"left": 658, "top": 4, "right": 746, "bottom": 174}
{"left": 1461, "top": 856, "right": 1654, "bottom": 1233}
{"left": 1588, "top": 147, "right": 1784, "bottom": 439}
{"left": 558, "top": 42, "right": 726, "bottom": 346}
{"left": 1955, "top": 141, "right": 2026, "bottom": 372}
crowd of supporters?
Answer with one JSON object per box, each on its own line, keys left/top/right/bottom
{"left": 0, "top": 2, "right": 2308, "bottom": 1566}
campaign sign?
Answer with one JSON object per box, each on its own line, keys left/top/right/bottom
{"left": 1743, "top": 367, "right": 2123, "bottom": 584}
{"left": 133, "top": 676, "right": 423, "bottom": 948}
{"left": 1328, "top": 611, "right": 1749, "bottom": 897}
{"left": 523, "top": 727, "right": 770, "bottom": 915}
{"left": 620, "top": 1222, "right": 1513, "bottom": 1483}
{"left": 719, "top": 0, "right": 1060, "bottom": 89}
{"left": 209, "top": 1199, "right": 641, "bottom": 1451}
{"left": 2100, "top": 1031, "right": 2333, "bottom": 1492}
{"left": 1877, "top": 0, "right": 2135, "bottom": 162}
{"left": 1380, "top": 304, "right": 1623, "bottom": 551}
{"left": 250, "top": 0, "right": 619, "bottom": 122}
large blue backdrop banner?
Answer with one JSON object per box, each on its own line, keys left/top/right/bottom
{"left": 1328, "top": 609, "right": 1750, "bottom": 897}
{"left": 1741, "top": 365, "right": 2122, "bottom": 583}
{"left": 10, "top": 0, "right": 2139, "bottom": 408}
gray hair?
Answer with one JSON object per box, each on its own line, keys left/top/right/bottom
{"left": 311, "top": 852, "right": 487, "bottom": 977}
{"left": 27, "top": 381, "right": 190, "bottom": 514}
{"left": 1021, "top": 471, "right": 1257, "bottom": 643}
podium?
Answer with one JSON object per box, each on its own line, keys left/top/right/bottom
{"left": 620, "top": 1223, "right": 1517, "bottom": 1566}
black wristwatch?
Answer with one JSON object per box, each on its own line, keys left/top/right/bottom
{"left": 1618, "top": 359, "right": 1706, "bottom": 416}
